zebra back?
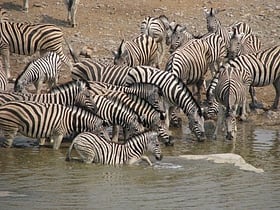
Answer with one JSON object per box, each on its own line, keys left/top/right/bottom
{"left": 72, "top": 59, "right": 131, "bottom": 84}
{"left": 66, "top": 131, "right": 162, "bottom": 165}
{"left": 0, "top": 101, "right": 104, "bottom": 148}
{"left": 113, "top": 34, "right": 159, "bottom": 67}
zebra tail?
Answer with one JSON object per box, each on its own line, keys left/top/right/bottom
{"left": 65, "top": 141, "right": 75, "bottom": 161}
{"left": 64, "top": 37, "right": 80, "bottom": 63}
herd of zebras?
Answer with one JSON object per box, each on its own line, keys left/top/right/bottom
{"left": 0, "top": 4, "right": 279, "bottom": 166}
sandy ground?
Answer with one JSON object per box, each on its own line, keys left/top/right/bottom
{"left": 1, "top": 0, "right": 280, "bottom": 120}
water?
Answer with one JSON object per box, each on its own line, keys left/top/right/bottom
{"left": 0, "top": 122, "right": 279, "bottom": 210}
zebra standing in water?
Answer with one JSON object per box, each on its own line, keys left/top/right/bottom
{"left": 113, "top": 34, "right": 159, "bottom": 68}
{"left": 66, "top": 131, "right": 162, "bottom": 165}
{"left": 140, "top": 15, "right": 171, "bottom": 65}
{"left": 22, "top": 0, "right": 79, "bottom": 27}
{"left": 0, "top": 101, "right": 105, "bottom": 149}
{"left": 212, "top": 66, "right": 250, "bottom": 140}
{"left": 126, "top": 66, "right": 206, "bottom": 141}
{"left": 207, "top": 45, "right": 280, "bottom": 110}
{"left": 0, "top": 21, "right": 72, "bottom": 79}
{"left": 14, "top": 51, "right": 62, "bottom": 94}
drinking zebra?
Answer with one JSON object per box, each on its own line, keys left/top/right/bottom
{"left": 81, "top": 82, "right": 170, "bottom": 145}
{"left": 71, "top": 60, "right": 205, "bottom": 141}
{"left": 113, "top": 34, "right": 159, "bottom": 68}
{"left": 66, "top": 131, "right": 162, "bottom": 165}
{"left": 0, "top": 21, "right": 72, "bottom": 79}
{"left": 14, "top": 51, "right": 62, "bottom": 94}
{"left": 207, "top": 45, "right": 280, "bottom": 110}
{"left": 140, "top": 15, "right": 171, "bottom": 65}
{"left": 212, "top": 66, "right": 250, "bottom": 140}
{"left": 0, "top": 101, "right": 105, "bottom": 149}
{"left": 126, "top": 66, "right": 206, "bottom": 141}
{"left": 22, "top": 0, "right": 79, "bottom": 27}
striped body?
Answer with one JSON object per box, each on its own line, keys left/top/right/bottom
{"left": 140, "top": 15, "right": 170, "bottom": 65}
{"left": 0, "top": 80, "right": 89, "bottom": 106}
{"left": 165, "top": 33, "right": 226, "bottom": 101}
{"left": 0, "top": 60, "right": 7, "bottom": 91}
{"left": 66, "top": 131, "right": 162, "bottom": 165}
{"left": 213, "top": 67, "right": 249, "bottom": 140}
{"left": 0, "top": 101, "right": 104, "bottom": 149}
{"left": 0, "top": 21, "right": 70, "bottom": 78}
{"left": 113, "top": 34, "right": 159, "bottom": 68}
{"left": 126, "top": 66, "right": 206, "bottom": 141}
{"left": 14, "top": 51, "right": 62, "bottom": 93}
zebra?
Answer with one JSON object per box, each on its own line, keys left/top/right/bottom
{"left": 204, "top": 8, "right": 253, "bottom": 50}
{"left": 140, "top": 15, "right": 171, "bottom": 65}
{"left": 126, "top": 66, "right": 206, "bottom": 141}
{"left": 71, "top": 60, "right": 205, "bottom": 141}
{"left": 212, "top": 66, "right": 250, "bottom": 140}
{"left": 227, "top": 26, "right": 262, "bottom": 60}
{"left": 82, "top": 82, "right": 171, "bottom": 145}
{"left": 75, "top": 90, "right": 145, "bottom": 142}
{"left": 14, "top": 51, "right": 62, "bottom": 94}
{"left": 66, "top": 131, "right": 162, "bottom": 165}
{"left": 0, "top": 7, "right": 8, "bottom": 23}
{"left": 207, "top": 45, "right": 280, "bottom": 110}
{"left": 0, "top": 21, "right": 72, "bottom": 79}
{"left": 0, "top": 60, "right": 7, "bottom": 91}
{"left": 0, "top": 101, "right": 105, "bottom": 149}
{"left": 113, "top": 34, "right": 159, "bottom": 68}
{"left": 165, "top": 33, "right": 227, "bottom": 102}
{"left": 22, "top": 1, "right": 79, "bottom": 27}
{"left": 168, "top": 23, "right": 196, "bottom": 53}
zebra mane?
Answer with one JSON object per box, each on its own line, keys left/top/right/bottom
{"left": 14, "top": 59, "right": 34, "bottom": 87}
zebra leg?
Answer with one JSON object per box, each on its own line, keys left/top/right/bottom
{"left": 112, "top": 125, "right": 120, "bottom": 143}
{"left": 249, "top": 86, "right": 263, "bottom": 109}
{"left": 70, "top": 0, "right": 79, "bottom": 27}
{"left": 65, "top": 140, "right": 75, "bottom": 161}
{"left": 272, "top": 78, "right": 280, "bottom": 110}
{"left": 140, "top": 155, "right": 153, "bottom": 166}
{"left": 1, "top": 48, "right": 11, "bottom": 79}
{"left": 23, "top": 0, "right": 29, "bottom": 12}
{"left": 52, "top": 134, "right": 64, "bottom": 150}
{"left": 213, "top": 104, "right": 225, "bottom": 139}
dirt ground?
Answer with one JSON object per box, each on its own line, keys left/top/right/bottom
{"left": 1, "top": 0, "right": 280, "bottom": 112}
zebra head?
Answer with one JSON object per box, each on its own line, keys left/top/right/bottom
{"left": 74, "top": 90, "right": 98, "bottom": 114}
{"left": 169, "top": 24, "right": 193, "bottom": 53}
{"left": 188, "top": 107, "right": 206, "bottom": 141}
{"left": 146, "top": 131, "right": 163, "bottom": 161}
{"left": 112, "top": 39, "right": 129, "bottom": 66}
{"left": 225, "top": 111, "right": 237, "bottom": 140}
{"left": 204, "top": 8, "right": 222, "bottom": 33}
{"left": 227, "top": 27, "right": 244, "bottom": 60}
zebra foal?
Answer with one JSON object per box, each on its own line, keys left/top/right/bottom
{"left": 14, "top": 52, "right": 62, "bottom": 94}
{"left": 0, "top": 101, "right": 105, "bottom": 149}
{"left": 66, "top": 131, "right": 162, "bottom": 165}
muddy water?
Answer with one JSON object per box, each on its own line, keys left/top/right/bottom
{"left": 0, "top": 121, "right": 279, "bottom": 210}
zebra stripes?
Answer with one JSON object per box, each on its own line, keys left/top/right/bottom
{"left": 212, "top": 66, "right": 249, "bottom": 140}
{"left": 165, "top": 33, "right": 227, "bottom": 102}
{"left": 0, "top": 7, "right": 8, "bottom": 23}
{"left": 140, "top": 15, "right": 171, "bottom": 64}
{"left": 126, "top": 66, "right": 206, "bottom": 141}
{"left": 0, "top": 21, "right": 71, "bottom": 79}
{"left": 0, "top": 60, "right": 7, "bottom": 91}
{"left": 66, "top": 131, "right": 162, "bottom": 165}
{"left": 14, "top": 51, "right": 62, "bottom": 94}
{"left": 0, "top": 101, "right": 105, "bottom": 149}
{"left": 113, "top": 34, "right": 159, "bottom": 68}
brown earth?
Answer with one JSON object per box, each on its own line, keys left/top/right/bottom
{"left": 1, "top": 0, "right": 280, "bottom": 118}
